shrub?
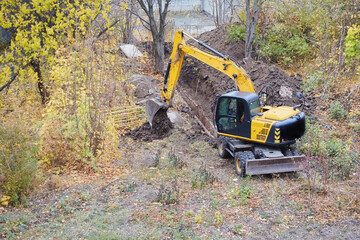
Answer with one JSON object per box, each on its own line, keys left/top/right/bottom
{"left": 302, "top": 71, "right": 323, "bottom": 93}
{"left": 227, "top": 24, "right": 246, "bottom": 42}
{"left": 39, "top": 114, "right": 99, "bottom": 170}
{"left": 258, "top": 26, "right": 313, "bottom": 65}
{"left": 228, "top": 177, "right": 252, "bottom": 205}
{"left": 299, "top": 121, "right": 357, "bottom": 180}
{"left": 168, "top": 148, "right": 186, "bottom": 169}
{"left": 191, "top": 163, "right": 216, "bottom": 189}
{"left": 154, "top": 183, "right": 179, "bottom": 205}
{"left": 330, "top": 101, "right": 348, "bottom": 120}
{"left": 0, "top": 122, "right": 38, "bottom": 206}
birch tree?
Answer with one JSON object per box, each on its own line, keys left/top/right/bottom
{"left": 245, "top": 0, "right": 264, "bottom": 58}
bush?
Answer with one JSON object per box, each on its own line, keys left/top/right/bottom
{"left": 302, "top": 71, "right": 323, "bottom": 93}
{"left": 168, "top": 148, "right": 186, "bottom": 169}
{"left": 258, "top": 26, "right": 313, "bottom": 65}
{"left": 39, "top": 114, "right": 98, "bottom": 170}
{"left": 228, "top": 177, "right": 252, "bottom": 206}
{"left": 191, "top": 163, "right": 216, "bottom": 189}
{"left": 298, "top": 121, "right": 357, "bottom": 180}
{"left": 330, "top": 101, "right": 348, "bottom": 120}
{"left": 154, "top": 183, "right": 179, "bottom": 205}
{"left": 227, "top": 24, "right": 246, "bottom": 42}
{"left": 0, "top": 122, "right": 38, "bottom": 206}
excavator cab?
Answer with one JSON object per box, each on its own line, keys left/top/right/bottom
{"left": 215, "top": 91, "right": 258, "bottom": 138}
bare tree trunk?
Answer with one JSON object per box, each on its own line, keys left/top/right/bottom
{"left": 245, "top": 0, "right": 263, "bottom": 58}
{"left": 338, "top": 21, "right": 346, "bottom": 71}
{"left": 30, "top": 59, "right": 49, "bottom": 104}
{"left": 153, "top": 32, "right": 165, "bottom": 72}
{"left": 218, "top": 0, "right": 223, "bottom": 26}
{"left": 137, "top": 0, "right": 171, "bottom": 72}
{"left": 123, "top": 0, "right": 137, "bottom": 43}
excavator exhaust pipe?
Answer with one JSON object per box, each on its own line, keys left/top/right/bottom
{"left": 145, "top": 97, "right": 169, "bottom": 126}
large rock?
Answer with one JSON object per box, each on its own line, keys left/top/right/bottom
{"left": 126, "top": 74, "right": 160, "bottom": 105}
{"left": 120, "top": 44, "right": 143, "bottom": 58}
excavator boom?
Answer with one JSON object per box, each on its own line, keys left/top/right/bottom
{"left": 146, "top": 30, "right": 256, "bottom": 125}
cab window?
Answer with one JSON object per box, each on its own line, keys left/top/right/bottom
{"left": 249, "top": 99, "right": 261, "bottom": 117}
{"left": 217, "top": 97, "right": 244, "bottom": 132}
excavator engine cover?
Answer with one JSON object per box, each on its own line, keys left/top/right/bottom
{"left": 146, "top": 97, "right": 169, "bottom": 126}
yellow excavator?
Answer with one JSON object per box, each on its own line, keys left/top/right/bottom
{"left": 146, "top": 30, "right": 305, "bottom": 176}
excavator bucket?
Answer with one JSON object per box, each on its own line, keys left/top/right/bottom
{"left": 145, "top": 97, "right": 169, "bottom": 126}
{"left": 246, "top": 155, "right": 305, "bottom": 175}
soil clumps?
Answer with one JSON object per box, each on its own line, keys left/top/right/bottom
{"left": 126, "top": 109, "right": 173, "bottom": 142}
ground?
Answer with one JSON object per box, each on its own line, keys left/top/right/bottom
{"left": 1, "top": 103, "right": 359, "bottom": 239}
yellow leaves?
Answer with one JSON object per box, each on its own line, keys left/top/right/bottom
{"left": 1, "top": 195, "right": 11, "bottom": 206}
{"left": 0, "top": 0, "right": 111, "bottom": 68}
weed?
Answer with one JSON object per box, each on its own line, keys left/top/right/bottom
{"left": 170, "top": 219, "right": 195, "bottom": 240}
{"left": 213, "top": 211, "right": 224, "bottom": 226}
{"left": 0, "top": 121, "right": 38, "bottom": 206}
{"left": 295, "top": 203, "right": 303, "bottom": 211}
{"left": 234, "top": 224, "right": 243, "bottom": 234}
{"left": 338, "top": 196, "right": 343, "bottom": 209}
{"left": 227, "top": 24, "right": 246, "bottom": 42}
{"left": 150, "top": 149, "right": 161, "bottom": 168}
{"left": 0, "top": 216, "right": 29, "bottom": 238}
{"left": 259, "top": 212, "right": 271, "bottom": 219}
{"left": 186, "top": 210, "right": 194, "bottom": 217}
{"left": 168, "top": 148, "right": 187, "bottom": 169}
{"left": 330, "top": 101, "right": 348, "bottom": 120}
{"left": 302, "top": 70, "right": 323, "bottom": 93}
{"left": 211, "top": 199, "right": 220, "bottom": 210}
{"left": 326, "top": 138, "right": 342, "bottom": 157}
{"left": 228, "top": 177, "right": 252, "bottom": 206}
{"left": 299, "top": 122, "right": 357, "bottom": 182}
{"left": 154, "top": 181, "right": 179, "bottom": 205}
{"left": 194, "top": 206, "right": 206, "bottom": 224}
{"left": 348, "top": 121, "right": 360, "bottom": 133}
{"left": 191, "top": 162, "right": 217, "bottom": 189}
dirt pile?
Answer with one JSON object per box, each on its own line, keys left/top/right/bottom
{"left": 179, "top": 25, "right": 316, "bottom": 120}
{"left": 126, "top": 109, "right": 173, "bottom": 142}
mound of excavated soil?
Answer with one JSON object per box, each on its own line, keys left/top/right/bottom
{"left": 179, "top": 25, "right": 316, "bottom": 120}
{"left": 126, "top": 109, "right": 173, "bottom": 142}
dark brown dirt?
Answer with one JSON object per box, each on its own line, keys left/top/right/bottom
{"left": 126, "top": 109, "right": 173, "bottom": 142}
{"left": 178, "top": 25, "right": 317, "bottom": 120}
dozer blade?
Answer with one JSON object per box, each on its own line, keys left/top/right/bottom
{"left": 145, "top": 97, "right": 169, "bottom": 126}
{"left": 246, "top": 155, "right": 305, "bottom": 175}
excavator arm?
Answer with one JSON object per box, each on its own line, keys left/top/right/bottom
{"left": 146, "top": 30, "right": 255, "bottom": 125}
{"left": 161, "top": 30, "right": 255, "bottom": 105}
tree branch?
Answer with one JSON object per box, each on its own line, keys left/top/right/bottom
{"left": 127, "top": 9, "right": 151, "bottom": 31}
{"left": 0, "top": 71, "right": 18, "bottom": 93}
{"left": 97, "top": 19, "right": 120, "bottom": 38}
